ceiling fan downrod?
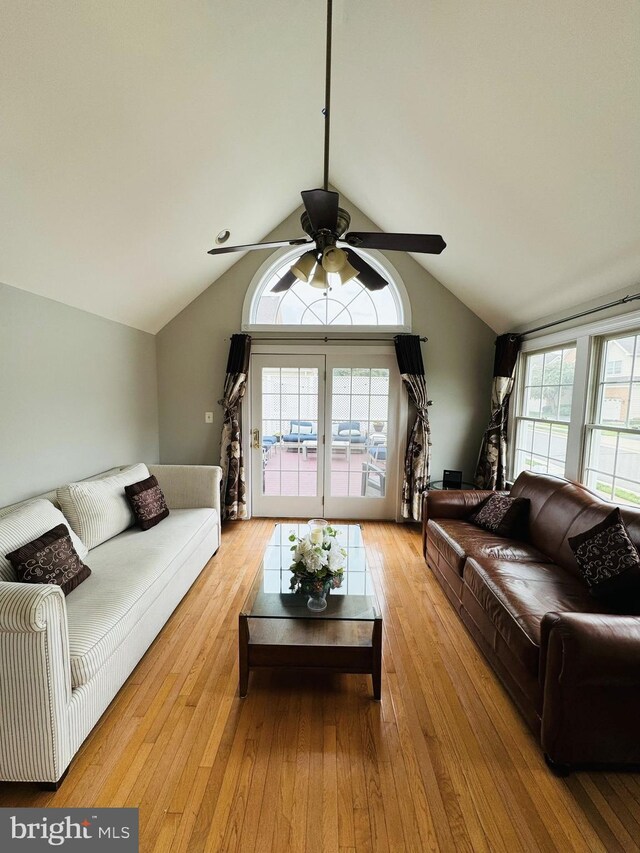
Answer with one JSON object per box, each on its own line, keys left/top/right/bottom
{"left": 206, "top": 0, "right": 446, "bottom": 275}
{"left": 323, "top": 0, "right": 333, "bottom": 191}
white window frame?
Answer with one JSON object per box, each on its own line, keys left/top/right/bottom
{"left": 241, "top": 245, "right": 412, "bottom": 334}
{"left": 511, "top": 342, "right": 578, "bottom": 479}
{"left": 583, "top": 328, "right": 640, "bottom": 504}
{"left": 509, "top": 307, "right": 640, "bottom": 486}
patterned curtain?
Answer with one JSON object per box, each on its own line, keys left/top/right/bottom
{"left": 474, "top": 333, "right": 522, "bottom": 490}
{"left": 219, "top": 334, "right": 251, "bottom": 520}
{"left": 394, "top": 334, "right": 432, "bottom": 521}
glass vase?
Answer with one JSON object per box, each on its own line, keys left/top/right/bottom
{"left": 300, "top": 577, "right": 331, "bottom": 612}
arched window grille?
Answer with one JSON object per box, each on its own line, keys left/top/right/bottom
{"left": 243, "top": 246, "right": 411, "bottom": 332}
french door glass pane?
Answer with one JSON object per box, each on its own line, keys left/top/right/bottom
{"left": 261, "top": 367, "right": 318, "bottom": 498}
{"left": 330, "top": 367, "right": 389, "bottom": 498}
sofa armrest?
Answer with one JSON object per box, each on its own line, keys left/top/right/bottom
{"left": 148, "top": 465, "right": 222, "bottom": 513}
{"left": 422, "top": 489, "right": 494, "bottom": 560}
{"left": 540, "top": 611, "right": 640, "bottom": 766}
{"left": 0, "top": 583, "right": 72, "bottom": 782}
{"left": 424, "top": 489, "right": 494, "bottom": 522}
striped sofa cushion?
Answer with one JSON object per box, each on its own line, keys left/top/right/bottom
{"left": 56, "top": 464, "right": 149, "bottom": 550}
{"left": 64, "top": 507, "right": 217, "bottom": 687}
{"left": 0, "top": 499, "right": 89, "bottom": 582}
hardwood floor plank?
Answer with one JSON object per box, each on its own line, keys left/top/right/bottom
{"left": 235, "top": 691, "right": 281, "bottom": 851}
{"left": 249, "top": 686, "right": 292, "bottom": 853}
{"left": 288, "top": 688, "right": 312, "bottom": 852}
{"left": 335, "top": 686, "right": 357, "bottom": 849}
{"left": 322, "top": 725, "right": 339, "bottom": 853}
{"left": 151, "top": 811, "right": 180, "bottom": 853}
{"left": 1, "top": 519, "right": 638, "bottom": 853}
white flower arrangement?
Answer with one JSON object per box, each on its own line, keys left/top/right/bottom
{"left": 289, "top": 524, "right": 346, "bottom": 592}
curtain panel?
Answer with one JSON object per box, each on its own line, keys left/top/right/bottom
{"left": 474, "top": 333, "right": 522, "bottom": 491}
{"left": 394, "top": 334, "right": 432, "bottom": 521}
{"left": 219, "top": 334, "right": 251, "bottom": 520}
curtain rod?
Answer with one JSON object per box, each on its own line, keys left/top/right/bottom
{"left": 520, "top": 290, "right": 640, "bottom": 337}
{"left": 246, "top": 335, "right": 428, "bottom": 343}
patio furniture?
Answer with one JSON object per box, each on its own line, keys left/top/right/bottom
{"left": 282, "top": 420, "right": 318, "bottom": 450}
{"left": 302, "top": 439, "right": 352, "bottom": 460}
{"left": 333, "top": 421, "right": 367, "bottom": 447}
{"left": 361, "top": 460, "right": 386, "bottom": 496}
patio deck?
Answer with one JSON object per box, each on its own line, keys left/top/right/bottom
{"left": 262, "top": 443, "right": 385, "bottom": 497}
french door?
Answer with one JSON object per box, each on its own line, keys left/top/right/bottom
{"left": 249, "top": 350, "right": 401, "bottom": 519}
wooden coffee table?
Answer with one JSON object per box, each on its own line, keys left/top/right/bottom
{"left": 238, "top": 523, "right": 382, "bottom": 698}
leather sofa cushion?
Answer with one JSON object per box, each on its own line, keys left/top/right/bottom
{"left": 510, "top": 471, "right": 640, "bottom": 577}
{"left": 426, "top": 519, "right": 551, "bottom": 578}
{"left": 463, "top": 556, "right": 602, "bottom": 677}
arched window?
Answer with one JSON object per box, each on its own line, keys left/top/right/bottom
{"left": 243, "top": 246, "right": 411, "bottom": 332}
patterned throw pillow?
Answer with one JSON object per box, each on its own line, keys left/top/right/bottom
{"left": 469, "top": 494, "right": 530, "bottom": 538}
{"left": 0, "top": 498, "right": 89, "bottom": 582}
{"left": 568, "top": 508, "right": 640, "bottom": 603}
{"left": 125, "top": 475, "right": 170, "bottom": 531}
{"left": 6, "top": 523, "right": 91, "bottom": 595}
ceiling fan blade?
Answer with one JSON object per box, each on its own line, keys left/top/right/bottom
{"left": 207, "top": 237, "right": 311, "bottom": 256}
{"left": 344, "top": 249, "right": 388, "bottom": 291}
{"left": 270, "top": 269, "right": 297, "bottom": 293}
{"left": 301, "top": 189, "right": 339, "bottom": 233}
{"left": 344, "top": 232, "right": 446, "bottom": 254}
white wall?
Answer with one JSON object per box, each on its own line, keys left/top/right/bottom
{"left": 0, "top": 282, "right": 159, "bottom": 506}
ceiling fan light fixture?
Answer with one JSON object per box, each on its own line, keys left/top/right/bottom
{"left": 321, "top": 245, "right": 347, "bottom": 274}
{"left": 336, "top": 258, "right": 359, "bottom": 285}
{"left": 310, "top": 264, "right": 328, "bottom": 289}
{"left": 291, "top": 250, "right": 317, "bottom": 282}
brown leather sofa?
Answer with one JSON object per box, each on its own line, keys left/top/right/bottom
{"left": 422, "top": 470, "right": 640, "bottom": 771}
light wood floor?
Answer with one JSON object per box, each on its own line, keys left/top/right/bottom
{"left": 1, "top": 520, "right": 639, "bottom": 852}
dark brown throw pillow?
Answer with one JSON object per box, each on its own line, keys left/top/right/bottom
{"left": 469, "top": 494, "right": 530, "bottom": 538}
{"left": 125, "top": 474, "right": 169, "bottom": 531}
{"left": 6, "top": 523, "right": 91, "bottom": 595}
{"left": 568, "top": 508, "right": 640, "bottom": 606}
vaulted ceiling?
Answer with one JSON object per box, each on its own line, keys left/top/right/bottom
{"left": 1, "top": 1, "right": 639, "bottom": 334}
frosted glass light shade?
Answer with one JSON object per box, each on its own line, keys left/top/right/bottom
{"left": 321, "top": 246, "right": 348, "bottom": 273}
{"left": 336, "top": 258, "right": 359, "bottom": 285}
{"left": 292, "top": 251, "right": 317, "bottom": 282}
{"left": 310, "top": 265, "right": 327, "bottom": 289}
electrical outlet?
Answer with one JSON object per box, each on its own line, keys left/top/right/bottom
{"left": 205, "top": 412, "right": 213, "bottom": 423}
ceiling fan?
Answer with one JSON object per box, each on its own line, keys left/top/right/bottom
{"left": 207, "top": 0, "right": 446, "bottom": 293}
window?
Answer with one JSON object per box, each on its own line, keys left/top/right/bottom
{"left": 243, "top": 246, "right": 410, "bottom": 331}
{"left": 584, "top": 332, "right": 640, "bottom": 506}
{"left": 512, "top": 345, "right": 576, "bottom": 478}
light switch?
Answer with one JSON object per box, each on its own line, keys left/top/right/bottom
{"left": 205, "top": 412, "right": 213, "bottom": 423}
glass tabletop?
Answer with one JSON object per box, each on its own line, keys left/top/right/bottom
{"left": 427, "top": 480, "right": 476, "bottom": 490}
{"left": 243, "top": 523, "right": 378, "bottom": 621}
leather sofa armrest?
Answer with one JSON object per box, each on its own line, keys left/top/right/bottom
{"left": 422, "top": 489, "right": 494, "bottom": 560}
{"left": 424, "top": 489, "right": 494, "bottom": 521}
{"left": 540, "top": 611, "right": 640, "bottom": 766}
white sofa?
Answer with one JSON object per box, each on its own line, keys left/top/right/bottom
{"left": 0, "top": 464, "right": 221, "bottom": 788}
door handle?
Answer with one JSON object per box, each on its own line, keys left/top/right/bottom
{"left": 252, "top": 428, "right": 260, "bottom": 450}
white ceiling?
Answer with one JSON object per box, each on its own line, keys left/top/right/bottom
{"left": 1, "top": 1, "right": 639, "bottom": 334}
